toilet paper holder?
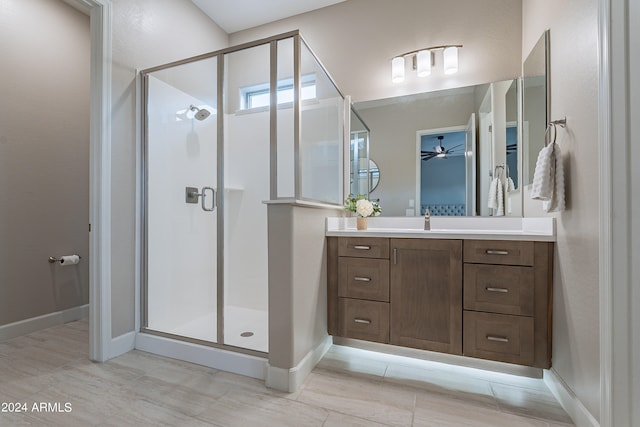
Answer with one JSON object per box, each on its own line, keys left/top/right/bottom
{"left": 48, "top": 255, "right": 82, "bottom": 264}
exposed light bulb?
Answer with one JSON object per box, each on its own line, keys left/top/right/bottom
{"left": 391, "top": 56, "right": 405, "bottom": 83}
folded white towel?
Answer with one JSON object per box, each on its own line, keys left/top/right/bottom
{"left": 531, "top": 142, "right": 565, "bottom": 212}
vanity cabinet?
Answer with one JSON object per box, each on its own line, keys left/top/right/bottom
{"left": 327, "top": 236, "right": 553, "bottom": 369}
{"left": 390, "top": 239, "right": 462, "bottom": 354}
{"left": 462, "top": 240, "right": 553, "bottom": 368}
{"left": 333, "top": 237, "right": 390, "bottom": 343}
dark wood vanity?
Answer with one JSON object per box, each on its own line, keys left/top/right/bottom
{"left": 327, "top": 236, "right": 553, "bottom": 369}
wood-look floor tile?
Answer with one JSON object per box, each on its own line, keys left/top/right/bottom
{"left": 322, "top": 411, "right": 393, "bottom": 426}
{"left": 1, "top": 320, "right": 574, "bottom": 427}
{"left": 414, "top": 392, "right": 552, "bottom": 427}
{"left": 316, "top": 348, "right": 388, "bottom": 379}
{"left": 197, "top": 389, "right": 329, "bottom": 427}
{"left": 297, "top": 370, "right": 415, "bottom": 426}
{"left": 0, "top": 372, "right": 57, "bottom": 400}
{"left": 490, "top": 383, "right": 574, "bottom": 424}
{"left": 125, "top": 375, "right": 218, "bottom": 418}
{"left": 384, "top": 363, "right": 497, "bottom": 407}
{"left": 94, "top": 397, "right": 215, "bottom": 427}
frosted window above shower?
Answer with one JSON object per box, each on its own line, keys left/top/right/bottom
{"left": 240, "top": 74, "right": 317, "bottom": 110}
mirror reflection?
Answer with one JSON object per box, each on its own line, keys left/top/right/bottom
{"left": 523, "top": 30, "right": 549, "bottom": 186}
{"left": 349, "top": 109, "right": 370, "bottom": 197}
{"left": 353, "top": 79, "right": 520, "bottom": 217}
{"left": 368, "top": 159, "right": 380, "bottom": 192}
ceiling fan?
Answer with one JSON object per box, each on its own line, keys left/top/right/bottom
{"left": 421, "top": 135, "right": 464, "bottom": 161}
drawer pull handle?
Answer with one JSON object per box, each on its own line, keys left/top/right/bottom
{"left": 353, "top": 245, "right": 371, "bottom": 250}
{"left": 486, "top": 335, "right": 509, "bottom": 343}
{"left": 354, "top": 277, "right": 371, "bottom": 282}
{"left": 486, "top": 287, "right": 509, "bottom": 293}
{"left": 354, "top": 318, "right": 371, "bottom": 325}
{"left": 485, "top": 249, "right": 510, "bottom": 255}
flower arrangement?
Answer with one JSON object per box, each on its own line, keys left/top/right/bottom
{"left": 344, "top": 194, "right": 382, "bottom": 217}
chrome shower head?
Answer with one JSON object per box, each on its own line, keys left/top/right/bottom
{"left": 189, "top": 104, "right": 211, "bottom": 121}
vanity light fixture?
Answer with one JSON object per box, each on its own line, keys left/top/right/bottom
{"left": 443, "top": 46, "right": 459, "bottom": 74}
{"left": 391, "top": 56, "right": 405, "bottom": 83}
{"left": 391, "top": 44, "right": 462, "bottom": 83}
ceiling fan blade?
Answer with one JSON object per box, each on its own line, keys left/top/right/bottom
{"left": 446, "top": 144, "right": 464, "bottom": 152}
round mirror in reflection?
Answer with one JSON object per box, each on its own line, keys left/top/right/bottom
{"left": 369, "top": 159, "right": 380, "bottom": 193}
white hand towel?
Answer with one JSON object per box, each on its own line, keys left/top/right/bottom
{"left": 504, "top": 177, "right": 513, "bottom": 214}
{"left": 530, "top": 143, "right": 555, "bottom": 201}
{"left": 495, "top": 176, "right": 505, "bottom": 216}
{"left": 531, "top": 142, "right": 565, "bottom": 212}
{"left": 488, "top": 177, "right": 499, "bottom": 210}
{"left": 543, "top": 143, "right": 565, "bottom": 212}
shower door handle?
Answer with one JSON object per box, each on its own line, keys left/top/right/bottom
{"left": 200, "top": 187, "right": 215, "bottom": 212}
{"left": 185, "top": 186, "right": 216, "bottom": 212}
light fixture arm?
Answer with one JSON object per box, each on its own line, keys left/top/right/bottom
{"left": 392, "top": 44, "right": 463, "bottom": 60}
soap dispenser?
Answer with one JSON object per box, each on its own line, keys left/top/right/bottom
{"left": 424, "top": 208, "right": 431, "bottom": 231}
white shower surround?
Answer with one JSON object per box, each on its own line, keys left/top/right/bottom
{"left": 146, "top": 75, "right": 271, "bottom": 349}
{"left": 147, "top": 76, "right": 219, "bottom": 338}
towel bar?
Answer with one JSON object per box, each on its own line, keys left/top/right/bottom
{"left": 48, "top": 255, "right": 82, "bottom": 263}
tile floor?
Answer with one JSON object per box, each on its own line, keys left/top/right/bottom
{"left": 0, "top": 319, "right": 573, "bottom": 426}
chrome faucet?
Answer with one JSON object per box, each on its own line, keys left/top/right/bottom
{"left": 424, "top": 208, "right": 431, "bottom": 231}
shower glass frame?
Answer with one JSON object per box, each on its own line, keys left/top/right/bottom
{"left": 139, "top": 31, "right": 346, "bottom": 356}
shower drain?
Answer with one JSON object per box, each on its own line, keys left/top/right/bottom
{"left": 240, "top": 331, "right": 254, "bottom": 337}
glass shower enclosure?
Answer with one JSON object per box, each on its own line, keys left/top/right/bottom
{"left": 140, "top": 31, "right": 345, "bottom": 356}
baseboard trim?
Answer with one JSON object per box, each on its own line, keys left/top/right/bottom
{"left": 266, "top": 335, "right": 332, "bottom": 392}
{"left": 0, "top": 304, "right": 89, "bottom": 342}
{"left": 110, "top": 330, "right": 136, "bottom": 359}
{"left": 544, "top": 369, "right": 600, "bottom": 427}
{"left": 135, "top": 332, "right": 267, "bottom": 379}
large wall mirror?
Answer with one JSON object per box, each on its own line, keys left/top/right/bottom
{"left": 523, "top": 30, "right": 550, "bottom": 186}
{"left": 349, "top": 108, "right": 371, "bottom": 197}
{"left": 353, "top": 79, "right": 521, "bottom": 217}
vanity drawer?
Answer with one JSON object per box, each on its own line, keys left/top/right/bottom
{"left": 339, "top": 298, "right": 389, "bottom": 343}
{"left": 339, "top": 258, "right": 390, "bottom": 302}
{"left": 464, "top": 264, "right": 534, "bottom": 316}
{"left": 338, "top": 237, "right": 389, "bottom": 259}
{"left": 464, "top": 240, "right": 534, "bottom": 266}
{"left": 463, "top": 311, "right": 534, "bottom": 366}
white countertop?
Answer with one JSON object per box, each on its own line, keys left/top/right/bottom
{"left": 326, "top": 216, "right": 556, "bottom": 242}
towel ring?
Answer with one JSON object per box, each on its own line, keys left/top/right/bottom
{"left": 545, "top": 117, "right": 567, "bottom": 147}
{"left": 544, "top": 123, "right": 558, "bottom": 147}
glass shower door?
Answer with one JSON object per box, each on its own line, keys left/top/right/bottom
{"left": 145, "top": 57, "right": 219, "bottom": 343}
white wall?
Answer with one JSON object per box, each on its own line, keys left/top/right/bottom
{"left": 110, "top": 0, "right": 228, "bottom": 337}
{"left": 0, "top": 0, "right": 89, "bottom": 326}
{"left": 522, "top": 0, "right": 600, "bottom": 422}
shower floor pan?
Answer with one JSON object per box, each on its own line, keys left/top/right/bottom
{"left": 168, "top": 305, "right": 268, "bottom": 353}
